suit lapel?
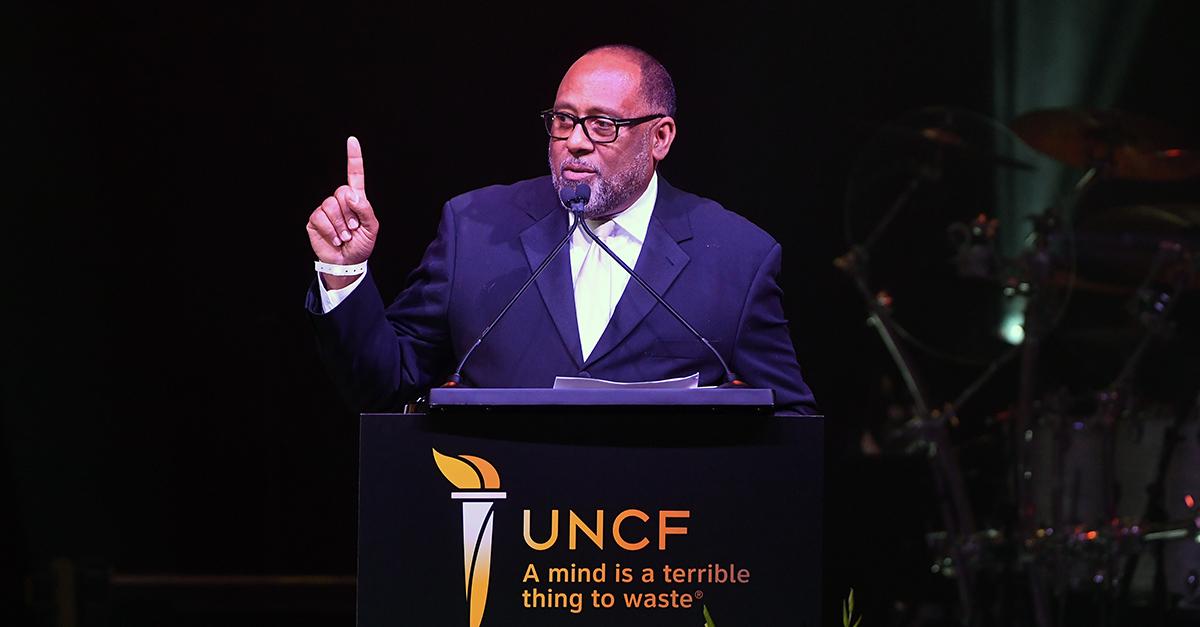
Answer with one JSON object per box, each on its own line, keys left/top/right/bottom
{"left": 519, "top": 200, "right": 584, "bottom": 369}
{"left": 583, "top": 179, "right": 693, "bottom": 368}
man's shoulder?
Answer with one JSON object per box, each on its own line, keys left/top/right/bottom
{"left": 660, "top": 179, "right": 778, "bottom": 252}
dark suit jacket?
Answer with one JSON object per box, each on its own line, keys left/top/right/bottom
{"left": 307, "top": 175, "right": 817, "bottom": 414}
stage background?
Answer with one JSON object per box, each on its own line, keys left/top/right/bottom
{"left": 8, "top": 2, "right": 1198, "bottom": 625}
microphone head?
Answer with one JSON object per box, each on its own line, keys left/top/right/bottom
{"left": 558, "top": 183, "right": 592, "bottom": 213}
{"left": 558, "top": 186, "right": 575, "bottom": 207}
{"left": 575, "top": 183, "right": 591, "bottom": 204}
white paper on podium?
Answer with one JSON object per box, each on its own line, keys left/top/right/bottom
{"left": 552, "top": 372, "right": 700, "bottom": 390}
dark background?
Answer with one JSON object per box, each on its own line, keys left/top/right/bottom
{"left": 8, "top": 1, "right": 1199, "bottom": 625}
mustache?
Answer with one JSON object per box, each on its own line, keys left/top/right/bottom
{"left": 560, "top": 159, "right": 601, "bottom": 176}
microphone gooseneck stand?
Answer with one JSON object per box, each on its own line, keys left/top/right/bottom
{"left": 442, "top": 186, "right": 590, "bottom": 386}
{"left": 574, "top": 218, "right": 745, "bottom": 387}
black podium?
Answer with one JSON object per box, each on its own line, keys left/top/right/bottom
{"left": 357, "top": 388, "right": 823, "bottom": 627}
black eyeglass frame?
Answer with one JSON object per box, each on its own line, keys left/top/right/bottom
{"left": 540, "top": 109, "right": 667, "bottom": 144}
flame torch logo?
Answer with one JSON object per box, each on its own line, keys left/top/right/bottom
{"left": 433, "top": 449, "right": 506, "bottom": 627}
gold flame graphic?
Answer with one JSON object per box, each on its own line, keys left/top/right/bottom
{"left": 433, "top": 449, "right": 501, "bottom": 489}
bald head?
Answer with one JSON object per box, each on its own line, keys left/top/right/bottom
{"left": 576, "top": 45, "right": 677, "bottom": 117}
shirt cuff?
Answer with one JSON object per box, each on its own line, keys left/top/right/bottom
{"left": 317, "top": 270, "right": 367, "bottom": 313}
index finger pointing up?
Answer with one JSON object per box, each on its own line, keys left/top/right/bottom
{"left": 347, "top": 136, "right": 366, "bottom": 195}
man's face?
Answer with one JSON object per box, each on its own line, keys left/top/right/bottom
{"left": 548, "top": 52, "right": 656, "bottom": 220}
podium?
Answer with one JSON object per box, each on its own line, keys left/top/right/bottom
{"left": 357, "top": 388, "right": 823, "bottom": 627}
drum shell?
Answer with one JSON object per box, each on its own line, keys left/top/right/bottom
{"left": 1029, "top": 404, "right": 1199, "bottom": 599}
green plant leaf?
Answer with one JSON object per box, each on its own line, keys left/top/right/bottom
{"left": 843, "top": 588, "right": 863, "bottom": 627}
{"left": 702, "top": 604, "right": 716, "bottom": 627}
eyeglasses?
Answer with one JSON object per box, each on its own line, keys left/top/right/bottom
{"left": 540, "top": 109, "right": 666, "bottom": 144}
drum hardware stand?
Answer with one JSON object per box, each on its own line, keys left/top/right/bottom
{"left": 838, "top": 158, "right": 1058, "bottom": 625}
{"left": 837, "top": 171, "right": 982, "bottom": 625}
{"left": 1109, "top": 242, "right": 1192, "bottom": 394}
{"left": 1009, "top": 164, "right": 1106, "bottom": 627}
{"left": 843, "top": 103, "right": 1200, "bottom": 623}
{"left": 1100, "top": 242, "right": 1191, "bottom": 525}
{"left": 1108, "top": 248, "right": 1196, "bottom": 622}
{"left": 1017, "top": 167, "right": 1194, "bottom": 625}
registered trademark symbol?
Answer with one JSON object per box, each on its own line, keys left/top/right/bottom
{"left": 694, "top": 590, "right": 704, "bottom": 599}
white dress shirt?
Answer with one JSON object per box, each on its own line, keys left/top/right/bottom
{"left": 568, "top": 173, "right": 656, "bottom": 358}
{"left": 318, "top": 173, "right": 659, "bottom": 359}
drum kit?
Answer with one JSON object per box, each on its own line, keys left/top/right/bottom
{"left": 838, "top": 107, "right": 1200, "bottom": 626}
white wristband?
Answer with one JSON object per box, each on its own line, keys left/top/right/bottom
{"left": 314, "top": 260, "right": 368, "bottom": 276}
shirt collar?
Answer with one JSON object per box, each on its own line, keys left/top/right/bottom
{"left": 604, "top": 171, "right": 657, "bottom": 244}
{"left": 571, "top": 172, "right": 658, "bottom": 244}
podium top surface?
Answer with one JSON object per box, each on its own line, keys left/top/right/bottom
{"left": 427, "top": 386, "right": 774, "bottom": 409}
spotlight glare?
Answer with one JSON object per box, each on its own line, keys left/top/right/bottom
{"left": 1000, "top": 312, "right": 1025, "bottom": 345}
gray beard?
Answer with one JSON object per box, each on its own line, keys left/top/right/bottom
{"left": 550, "top": 137, "right": 652, "bottom": 219}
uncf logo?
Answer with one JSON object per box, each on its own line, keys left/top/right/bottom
{"left": 433, "top": 449, "right": 507, "bottom": 627}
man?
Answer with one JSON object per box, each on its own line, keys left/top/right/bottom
{"left": 305, "top": 45, "right": 817, "bottom": 414}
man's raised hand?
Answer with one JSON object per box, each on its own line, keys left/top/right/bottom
{"left": 307, "top": 136, "right": 380, "bottom": 287}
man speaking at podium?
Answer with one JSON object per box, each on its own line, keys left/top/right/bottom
{"left": 304, "top": 45, "right": 818, "bottom": 415}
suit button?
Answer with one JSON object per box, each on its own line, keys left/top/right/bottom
{"left": 577, "top": 370, "right": 591, "bottom": 378}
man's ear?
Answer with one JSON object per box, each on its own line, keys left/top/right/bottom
{"left": 650, "top": 117, "right": 676, "bottom": 161}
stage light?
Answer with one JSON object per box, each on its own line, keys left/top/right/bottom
{"left": 1000, "top": 311, "right": 1025, "bottom": 345}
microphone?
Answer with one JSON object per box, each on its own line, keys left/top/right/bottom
{"left": 576, "top": 214, "right": 746, "bottom": 388}
{"left": 561, "top": 183, "right": 590, "bottom": 214}
{"left": 441, "top": 185, "right": 588, "bottom": 386}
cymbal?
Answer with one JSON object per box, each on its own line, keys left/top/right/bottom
{"left": 873, "top": 123, "right": 1035, "bottom": 170}
{"left": 1079, "top": 203, "right": 1200, "bottom": 234}
{"left": 1031, "top": 204, "right": 1199, "bottom": 295}
{"left": 1010, "top": 109, "right": 1200, "bottom": 181}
